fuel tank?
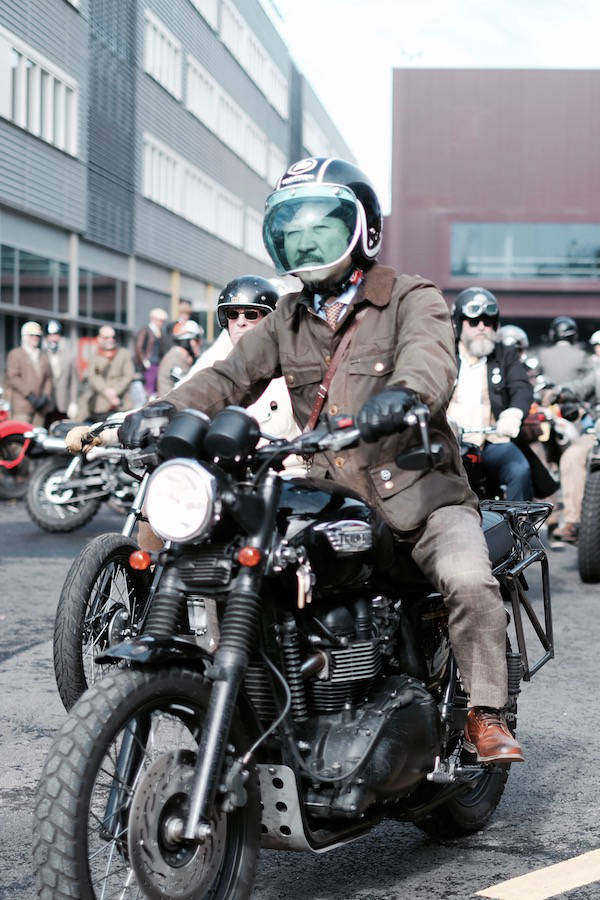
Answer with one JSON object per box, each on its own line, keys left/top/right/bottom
{"left": 276, "top": 476, "right": 394, "bottom": 593}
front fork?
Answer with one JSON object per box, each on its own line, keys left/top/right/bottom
{"left": 183, "top": 473, "right": 281, "bottom": 840}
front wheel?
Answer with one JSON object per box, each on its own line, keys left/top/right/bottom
{"left": 25, "top": 456, "right": 101, "bottom": 532}
{"left": 53, "top": 533, "right": 151, "bottom": 711}
{"left": 33, "top": 668, "right": 261, "bottom": 900}
{"left": 578, "top": 468, "right": 600, "bottom": 583}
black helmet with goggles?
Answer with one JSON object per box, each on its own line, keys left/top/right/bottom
{"left": 217, "top": 276, "right": 279, "bottom": 330}
{"left": 451, "top": 287, "right": 500, "bottom": 338}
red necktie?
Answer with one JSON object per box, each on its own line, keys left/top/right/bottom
{"left": 324, "top": 300, "right": 344, "bottom": 329}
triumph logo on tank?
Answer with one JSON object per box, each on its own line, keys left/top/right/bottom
{"left": 314, "top": 520, "right": 373, "bottom": 553}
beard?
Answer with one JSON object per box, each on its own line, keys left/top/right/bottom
{"left": 463, "top": 332, "right": 496, "bottom": 358}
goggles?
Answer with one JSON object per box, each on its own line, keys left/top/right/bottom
{"left": 462, "top": 296, "right": 499, "bottom": 319}
{"left": 224, "top": 308, "right": 264, "bottom": 321}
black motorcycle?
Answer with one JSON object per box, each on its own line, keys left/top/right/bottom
{"left": 33, "top": 404, "right": 554, "bottom": 899}
{"left": 25, "top": 421, "right": 139, "bottom": 532}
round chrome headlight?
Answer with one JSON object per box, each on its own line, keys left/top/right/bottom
{"left": 145, "top": 459, "right": 218, "bottom": 543}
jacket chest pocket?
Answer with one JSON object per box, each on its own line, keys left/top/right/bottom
{"left": 284, "top": 363, "right": 323, "bottom": 390}
{"left": 348, "top": 350, "right": 395, "bottom": 378}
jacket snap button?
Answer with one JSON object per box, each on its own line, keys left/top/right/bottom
{"left": 374, "top": 361, "right": 384, "bottom": 372}
{"left": 380, "top": 469, "right": 392, "bottom": 481}
{"left": 329, "top": 405, "right": 338, "bottom": 415}
{"left": 325, "top": 355, "right": 331, "bottom": 364}
{"left": 384, "top": 480, "right": 394, "bottom": 490}
{"left": 335, "top": 457, "right": 345, "bottom": 467}
{"left": 287, "top": 374, "right": 295, "bottom": 385}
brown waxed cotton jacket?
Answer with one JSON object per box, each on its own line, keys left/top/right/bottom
{"left": 163, "top": 263, "right": 478, "bottom": 535}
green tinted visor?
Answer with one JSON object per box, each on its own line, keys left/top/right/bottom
{"left": 262, "top": 184, "right": 360, "bottom": 275}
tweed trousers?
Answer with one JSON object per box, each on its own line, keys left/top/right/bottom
{"left": 559, "top": 432, "right": 595, "bottom": 523}
{"left": 411, "top": 504, "right": 508, "bottom": 709}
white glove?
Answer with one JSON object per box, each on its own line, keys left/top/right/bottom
{"left": 65, "top": 425, "right": 104, "bottom": 453}
{"left": 495, "top": 407, "right": 524, "bottom": 439}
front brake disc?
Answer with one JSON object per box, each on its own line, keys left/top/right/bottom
{"left": 128, "top": 749, "right": 227, "bottom": 900}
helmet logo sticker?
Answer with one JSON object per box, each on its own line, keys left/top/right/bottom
{"left": 288, "top": 158, "right": 318, "bottom": 175}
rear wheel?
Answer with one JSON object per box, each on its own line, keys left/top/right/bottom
{"left": 578, "top": 468, "right": 600, "bottom": 583}
{"left": 33, "top": 668, "right": 261, "bottom": 899}
{"left": 0, "top": 435, "right": 35, "bottom": 500}
{"left": 54, "top": 532, "right": 151, "bottom": 711}
{"left": 25, "top": 455, "right": 101, "bottom": 531}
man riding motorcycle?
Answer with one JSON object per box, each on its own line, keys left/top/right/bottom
{"left": 78, "top": 157, "right": 524, "bottom": 764}
{"left": 448, "top": 288, "right": 534, "bottom": 501}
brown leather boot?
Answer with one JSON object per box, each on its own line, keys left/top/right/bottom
{"left": 464, "top": 707, "right": 524, "bottom": 763}
{"left": 552, "top": 522, "right": 578, "bottom": 544}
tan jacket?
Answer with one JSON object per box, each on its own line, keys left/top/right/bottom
{"left": 85, "top": 347, "right": 135, "bottom": 415}
{"left": 157, "top": 346, "right": 192, "bottom": 396}
{"left": 5, "top": 346, "right": 53, "bottom": 425}
{"left": 47, "top": 341, "right": 79, "bottom": 414}
{"left": 164, "top": 264, "right": 476, "bottom": 535}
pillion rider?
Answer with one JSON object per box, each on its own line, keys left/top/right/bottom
{"left": 73, "top": 157, "right": 524, "bottom": 765}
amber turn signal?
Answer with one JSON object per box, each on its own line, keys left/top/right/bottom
{"left": 129, "top": 550, "right": 152, "bottom": 570}
{"left": 237, "top": 546, "right": 262, "bottom": 567}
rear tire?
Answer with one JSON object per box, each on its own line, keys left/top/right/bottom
{"left": 578, "top": 468, "right": 600, "bottom": 583}
{"left": 54, "top": 532, "right": 150, "bottom": 711}
{"left": 0, "top": 435, "right": 34, "bottom": 500}
{"left": 25, "top": 456, "right": 101, "bottom": 532}
{"left": 33, "top": 668, "right": 261, "bottom": 899}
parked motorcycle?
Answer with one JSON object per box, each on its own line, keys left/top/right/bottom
{"left": 25, "top": 421, "right": 140, "bottom": 532}
{"left": 33, "top": 404, "right": 553, "bottom": 899}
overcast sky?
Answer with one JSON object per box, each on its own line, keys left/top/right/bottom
{"left": 265, "top": 0, "right": 600, "bottom": 212}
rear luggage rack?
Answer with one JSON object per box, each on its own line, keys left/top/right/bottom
{"left": 481, "top": 500, "right": 553, "bottom": 680}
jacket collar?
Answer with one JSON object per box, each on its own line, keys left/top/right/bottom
{"left": 288, "top": 262, "right": 395, "bottom": 318}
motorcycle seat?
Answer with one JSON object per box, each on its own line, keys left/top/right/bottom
{"left": 389, "top": 509, "right": 514, "bottom": 592}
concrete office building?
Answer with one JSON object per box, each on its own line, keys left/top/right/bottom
{"left": 0, "top": 0, "right": 354, "bottom": 372}
{"left": 384, "top": 68, "right": 600, "bottom": 341}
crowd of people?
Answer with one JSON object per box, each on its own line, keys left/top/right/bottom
{"left": 2, "top": 302, "right": 206, "bottom": 427}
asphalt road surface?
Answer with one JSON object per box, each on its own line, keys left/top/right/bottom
{"left": 1, "top": 498, "right": 599, "bottom": 899}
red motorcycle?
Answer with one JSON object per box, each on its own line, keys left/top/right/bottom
{"left": 0, "top": 389, "right": 36, "bottom": 500}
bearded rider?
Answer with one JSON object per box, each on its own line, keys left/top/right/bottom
{"left": 448, "top": 288, "right": 534, "bottom": 501}
{"left": 73, "top": 157, "right": 524, "bottom": 764}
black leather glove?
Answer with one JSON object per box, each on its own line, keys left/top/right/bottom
{"left": 357, "top": 388, "right": 419, "bottom": 443}
{"left": 118, "top": 401, "right": 176, "bottom": 448}
{"left": 26, "top": 392, "right": 39, "bottom": 408}
{"left": 35, "top": 393, "right": 50, "bottom": 411}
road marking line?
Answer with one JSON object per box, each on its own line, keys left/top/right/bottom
{"left": 477, "top": 848, "right": 600, "bottom": 899}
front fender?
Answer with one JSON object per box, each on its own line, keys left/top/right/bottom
{"left": 96, "top": 634, "right": 264, "bottom": 740}
{"left": 95, "top": 634, "right": 209, "bottom": 666}
{"left": 0, "top": 419, "right": 33, "bottom": 439}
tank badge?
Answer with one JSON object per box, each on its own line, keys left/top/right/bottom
{"left": 314, "top": 520, "right": 373, "bottom": 554}
{"left": 491, "top": 367, "right": 502, "bottom": 385}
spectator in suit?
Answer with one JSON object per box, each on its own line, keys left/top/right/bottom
{"left": 134, "top": 308, "right": 169, "bottom": 396}
{"left": 80, "top": 326, "right": 135, "bottom": 418}
{"left": 44, "top": 320, "right": 79, "bottom": 421}
{"left": 5, "top": 321, "right": 52, "bottom": 425}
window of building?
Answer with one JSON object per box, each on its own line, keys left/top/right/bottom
{"left": 451, "top": 223, "right": 600, "bottom": 280}
{"left": 79, "top": 269, "right": 126, "bottom": 323}
{"left": 188, "top": 0, "right": 218, "bottom": 30}
{"left": 216, "top": 191, "right": 244, "bottom": 248}
{"left": 245, "top": 208, "right": 269, "bottom": 263}
{"left": 302, "top": 110, "right": 334, "bottom": 159}
{"left": 1, "top": 245, "right": 16, "bottom": 304}
{"left": 186, "top": 55, "right": 218, "bottom": 131}
{"left": 143, "top": 9, "right": 182, "bottom": 100}
{"left": 143, "top": 133, "right": 261, "bottom": 256}
{"left": 186, "top": 54, "right": 271, "bottom": 180}
{"left": 0, "top": 25, "right": 78, "bottom": 154}
{"left": 219, "top": 0, "right": 288, "bottom": 119}
{"left": 268, "top": 143, "right": 287, "bottom": 187}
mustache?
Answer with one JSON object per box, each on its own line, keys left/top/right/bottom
{"left": 296, "top": 251, "right": 323, "bottom": 265}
